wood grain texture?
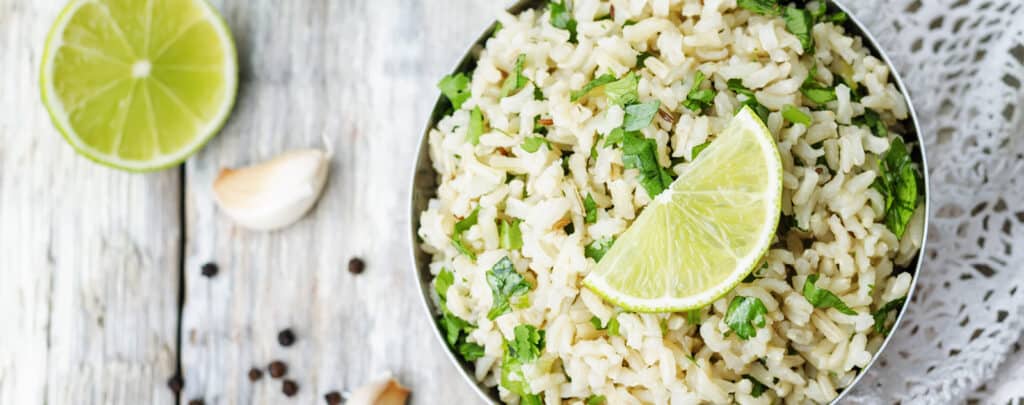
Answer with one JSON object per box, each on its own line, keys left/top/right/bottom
{"left": 0, "top": 0, "right": 180, "bottom": 404}
{"left": 179, "top": 0, "right": 507, "bottom": 403}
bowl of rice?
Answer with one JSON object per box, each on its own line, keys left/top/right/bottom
{"left": 409, "top": 0, "right": 929, "bottom": 403}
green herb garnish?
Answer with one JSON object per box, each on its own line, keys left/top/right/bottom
{"left": 549, "top": 0, "right": 578, "bottom": 43}
{"left": 724, "top": 296, "right": 767, "bottom": 340}
{"left": 872, "top": 297, "right": 907, "bottom": 334}
{"left": 500, "top": 325, "right": 546, "bottom": 405}
{"left": 435, "top": 269, "right": 483, "bottom": 361}
{"left": 622, "top": 131, "right": 674, "bottom": 197}
{"left": 584, "top": 193, "right": 598, "bottom": 224}
{"left": 501, "top": 54, "right": 529, "bottom": 97}
{"left": 605, "top": 72, "right": 639, "bottom": 106}
{"left": 522, "top": 136, "right": 550, "bottom": 153}
{"left": 570, "top": 73, "right": 617, "bottom": 102}
{"left": 781, "top": 104, "right": 812, "bottom": 125}
{"left": 691, "top": 140, "right": 712, "bottom": 160}
{"left": 783, "top": 6, "right": 814, "bottom": 52}
{"left": 623, "top": 100, "right": 662, "bottom": 131}
{"left": 727, "top": 79, "right": 770, "bottom": 121}
{"left": 737, "top": 0, "right": 782, "bottom": 15}
{"left": 467, "top": 106, "right": 485, "bottom": 145}
{"left": 499, "top": 219, "right": 523, "bottom": 250}
{"left": 874, "top": 137, "right": 919, "bottom": 238}
{"left": 744, "top": 375, "right": 768, "bottom": 397}
{"left": 585, "top": 395, "right": 607, "bottom": 405}
{"left": 486, "top": 256, "right": 532, "bottom": 319}
{"left": 603, "top": 128, "right": 625, "bottom": 147}
{"left": 451, "top": 208, "right": 479, "bottom": 259}
{"left": 802, "top": 274, "right": 857, "bottom": 315}
{"left": 438, "top": 73, "right": 471, "bottom": 110}
{"left": 686, "top": 309, "right": 702, "bottom": 325}
{"left": 589, "top": 315, "right": 620, "bottom": 336}
{"left": 853, "top": 108, "right": 888, "bottom": 137}
{"left": 585, "top": 237, "right": 615, "bottom": 262}
{"left": 801, "top": 64, "right": 837, "bottom": 104}
{"left": 682, "top": 71, "right": 716, "bottom": 112}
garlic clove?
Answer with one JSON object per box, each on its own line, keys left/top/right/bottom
{"left": 213, "top": 149, "right": 330, "bottom": 231}
{"left": 347, "top": 377, "right": 410, "bottom": 405}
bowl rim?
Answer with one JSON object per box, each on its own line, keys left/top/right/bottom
{"left": 407, "top": 1, "right": 930, "bottom": 403}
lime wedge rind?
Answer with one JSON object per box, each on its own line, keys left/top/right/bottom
{"left": 40, "top": 0, "right": 238, "bottom": 172}
{"left": 583, "top": 107, "right": 782, "bottom": 312}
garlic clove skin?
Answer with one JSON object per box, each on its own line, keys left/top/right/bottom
{"left": 213, "top": 149, "right": 329, "bottom": 231}
{"left": 347, "top": 377, "right": 410, "bottom": 405}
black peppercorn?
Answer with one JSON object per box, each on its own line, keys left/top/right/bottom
{"left": 277, "top": 328, "right": 296, "bottom": 347}
{"left": 167, "top": 374, "right": 184, "bottom": 393}
{"left": 282, "top": 379, "right": 299, "bottom": 397}
{"left": 201, "top": 262, "right": 218, "bottom": 277}
{"left": 268, "top": 361, "right": 287, "bottom": 378}
{"left": 348, "top": 257, "right": 365, "bottom": 274}
{"left": 248, "top": 367, "right": 263, "bottom": 381}
{"left": 324, "top": 391, "right": 343, "bottom": 404}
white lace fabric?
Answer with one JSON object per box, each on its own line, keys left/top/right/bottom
{"left": 840, "top": 0, "right": 1024, "bottom": 403}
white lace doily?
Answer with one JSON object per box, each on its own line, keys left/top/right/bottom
{"left": 840, "top": 0, "right": 1024, "bottom": 403}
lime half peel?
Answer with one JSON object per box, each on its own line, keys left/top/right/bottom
{"left": 40, "top": 0, "right": 238, "bottom": 172}
{"left": 583, "top": 107, "right": 784, "bottom": 312}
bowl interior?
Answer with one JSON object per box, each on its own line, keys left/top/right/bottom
{"left": 408, "top": 1, "right": 930, "bottom": 402}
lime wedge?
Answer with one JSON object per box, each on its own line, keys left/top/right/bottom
{"left": 40, "top": 0, "right": 238, "bottom": 172}
{"left": 583, "top": 107, "right": 783, "bottom": 312}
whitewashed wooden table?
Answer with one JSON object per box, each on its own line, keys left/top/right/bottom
{"left": 0, "top": 0, "right": 510, "bottom": 403}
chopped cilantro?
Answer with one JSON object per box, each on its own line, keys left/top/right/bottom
{"left": 802, "top": 274, "right": 857, "bottom": 315}
{"left": 623, "top": 19, "right": 638, "bottom": 26}
{"left": 486, "top": 257, "right": 532, "bottom": 319}
{"left": 584, "top": 193, "right": 598, "bottom": 224}
{"left": 522, "top": 136, "right": 550, "bottom": 153}
{"left": 724, "top": 296, "right": 767, "bottom": 340}
{"left": 499, "top": 219, "right": 523, "bottom": 250}
{"left": 549, "top": 0, "right": 578, "bottom": 43}
{"left": 727, "top": 79, "right": 770, "bottom": 121}
{"left": 783, "top": 6, "right": 814, "bottom": 52}
{"left": 458, "top": 342, "right": 485, "bottom": 361}
{"left": 571, "top": 73, "right": 617, "bottom": 102}
{"left": 622, "top": 131, "right": 674, "bottom": 197}
{"left": 509, "top": 324, "right": 545, "bottom": 362}
{"left": 622, "top": 100, "right": 661, "bottom": 131}
{"left": 873, "top": 137, "right": 919, "bottom": 238}
{"left": 585, "top": 395, "right": 607, "bottom": 405}
{"left": 853, "top": 108, "right": 888, "bottom": 137}
{"left": 691, "top": 140, "right": 712, "bottom": 160}
{"left": 501, "top": 325, "right": 546, "bottom": 404}
{"left": 500, "top": 54, "right": 529, "bottom": 97}
{"left": 828, "top": 12, "right": 848, "bottom": 23}
{"left": 438, "top": 73, "right": 471, "bottom": 110}
{"left": 737, "top": 0, "right": 782, "bottom": 16}
{"left": 744, "top": 375, "right": 768, "bottom": 397}
{"left": 635, "top": 51, "right": 654, "bottom": 69}
{"left": 585, "top": 237, "right": 615, "bottom": 262}
{"left": 589, "top": 315, "right": 619, "bottom": 336}
{"left": 686, "top": 309, "right": 702, "bottom": 325}
{"left": 872, "top": 297, "right": 907, "bottom": 334}
{"left": 467, "top": 106, "right": 484, "bottom": 145}
{"left": 801, "top": 65, "right": 837, "bottom": 104}
{"left": 451, "top": 208, "right": 479, "bottom": 259}
{"left": 603, "top": 128, "right": 626, "bottom": 147}
{"left": 605, "top": 72, "right": 639, "bottom": 106}
{"left": 781, "top": 104, "right": 812, "bottom": 125}
{"left": 682, "top": 71, "right": 716, "bottom": 112}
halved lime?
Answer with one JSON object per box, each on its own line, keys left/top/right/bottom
{"left": 40, "top": 0, "right": 238, "bottom": 172}
{"left": 583, "top": 107, "right": 783, "bottom": 312}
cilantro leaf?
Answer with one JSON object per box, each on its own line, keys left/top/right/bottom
{"left": 781, "top": 104, "right": 812, "bottom": 125}
{"left": 605, "top": 72, "right": 639, "bottom": 106}
{"left": 691, "top": 140, "right": 712, "bottom": 160}
{"left": 509, "top": 324, "right": 545, "bottom": 362}
{"left": 603, "top": 128, "right": 625, "bottom": 147}
{"left": 622, "top": 131, "right": 674, "bottom": 197}
{"left": 438, "top": 73, "right": 471, "bottom": 110}
{"left": 727, "top": 79, "right": 770, "bottom": 121}
{"left": 801, "top": 65, "right": 837, "bottom": 104}
{"left": 828, "top": 11, "right": 848, "bottom": 23}
{"left": 589, "top": 315, "right": 620, "bottom": 336}
{"left": 872, "top": 297, "right": 907, "bottom": 334}
{"left": 635, "top": 51, "right": 654, "bottom": 69}
{"left": 783, "top": 6, "right": 814, "bottom": 52}
{"left": 451, "top": 208, "right": 479, "bottom": 259}
{"left": 549, "top": 0, "right": 578, "bottom": 43}
{"left": 501, "top": 325, "right": 546, "bottom": 404}
{"left": 873, "top": 137, "right": 919, "bottom": 238}
{"left": 522, "top": 136, "right": 550, "bottom": 153}
{"left": 585, "top": 395, "right": 607, "bottom": 405}
{"left": 744, "top": 375, "right": 768, "bottom": 398}
{"left": 585, "top": 237, "right": 615, "bottom": 262}
{"left": 584, "top": 193, "right": 598, "bottom": 224}
{"left": 435, "top": 268, "right": 455, "bottom": 302}
{"left": 853, "top": 108, "right": 888, "bottom": 137}
{"left": 802, "top": 274, "right": 857, "bottom": 315}
{"left": 682, "top": 71, "right": 716, "bottom": 112}
{"left": 623, "top": 100, "right": 662, "bottom": 131}
{"left": 501, "top": 54, "right": 529, "bottom": 98}
{"left": 737, "top": 0, "right": 782, "bottom": 16}
{"left": 467, "top": 106, "right": 485, "bottom": 145}
{"left": 439, "top": 311, "right": 473, "bottom": 346}
{"left": 724, "top": 296, "right": 767, "bottom": 340}
{"left": 486, "top": 257, "right": 532, "bottom": 319}
{"left": 458, "top": 341, "right": 485, "bottom": 361}
{"left": 571, "top": 73, "right": 617, "bottom": 102}
{"left": 499, "top": 219, "right": 523, "bottom": 250}
{"left": 686, "top": 309, "right": 702, "bottom": 325}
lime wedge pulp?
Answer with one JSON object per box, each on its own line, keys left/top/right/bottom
{"left": 40, "top": 0, "right": 238, "bottom": 171}
{"left": 583, "top": 107, "right": 783, "bottom": 312}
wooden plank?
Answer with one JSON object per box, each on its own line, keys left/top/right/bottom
{"left": 180, "top": 0, "right": 507, "bottom": 403}
{"left": 0, "top": 0, "right": 181, "bottom": 404}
